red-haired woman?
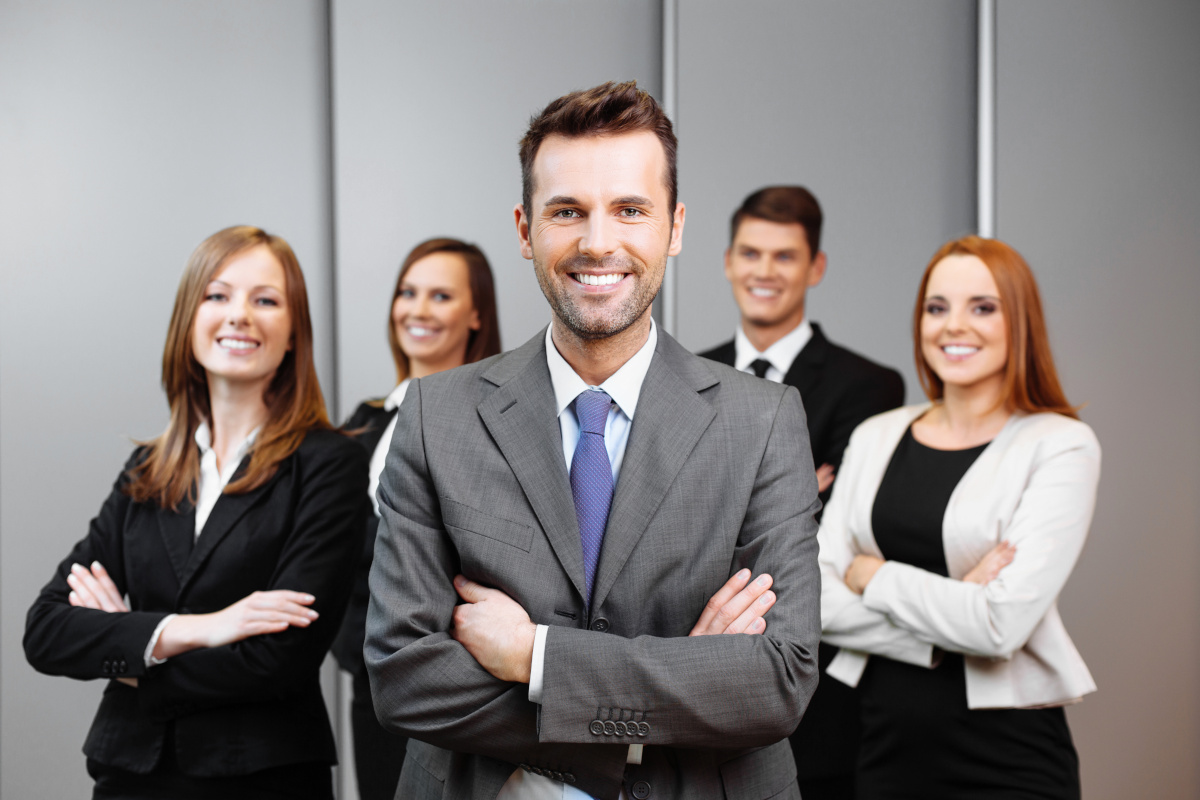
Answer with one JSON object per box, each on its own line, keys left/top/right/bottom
{"left": 817, "top": 236, "right": 1098, "bottom": 799}
{"left": 329, "top": 237, "right": 500, "bottom": 800}
{"left": 25, "top": 226, "right": 366, "bottom": 799}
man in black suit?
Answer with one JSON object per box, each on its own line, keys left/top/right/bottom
{"left": 699, "top": 185, "right": 904, "bottom": 800}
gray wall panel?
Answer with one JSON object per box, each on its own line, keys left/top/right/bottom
{"left": 0, "top": 2, "right": 334, "bottom": 795}
{"left": 675, "top": 0, "right": 976, "bottom": 398}
{"left": 997, "top": 2, "right": 1200, "bottom": 797}
{"left": 331, "top": 0, "right": 662, "bottom": 410}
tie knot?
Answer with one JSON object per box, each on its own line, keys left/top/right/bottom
{"left": 750, "top": 359, "right": 772, "bottom": 380}
{"left": 574, "top": 390, "right": 612, "bottom": 435}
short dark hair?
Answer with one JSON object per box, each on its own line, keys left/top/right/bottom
{"left": 519, "top": 80, "right": 677, "bottom": 213}
{"left": 730, "top": 186, "right": 823, "bottom": 255}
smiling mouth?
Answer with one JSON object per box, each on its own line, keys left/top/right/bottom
{"left": 748, "top": 286, "right": 781, "bottom": 298}
{"left": 572, "top": 273, "right": 626, "bottom": 286}
{"left": 405, "top": 325, "right": 440, "bottom": 338}
{"left": 941, "top": 345, "right": 980, "bottom": 358}
{"left": 218, "top": 337, "right": 259, "bottom": 351}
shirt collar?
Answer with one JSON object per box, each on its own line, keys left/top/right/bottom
{"left": 545, "top": 318, "right": 658, "bottom": 420}
{"left": 734, "top": 317, "right": 812, "bottom": 375}
{"left": 194, "top": 420, "right": 261, "bottom": 461}
{"left": 383, "top": 378, "right": 412, "bottom": 412}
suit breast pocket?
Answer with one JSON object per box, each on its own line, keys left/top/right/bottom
{"left": 440, "top": 498, "right": 534, "bottom": 553}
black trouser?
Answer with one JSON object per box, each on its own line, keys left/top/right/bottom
{"left": 351, "top": 670, "right": 409, "bottom": 800}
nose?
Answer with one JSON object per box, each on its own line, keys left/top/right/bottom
{"left": 945, "top": 305, "right": 969, "bottom": 334}
{"left": 227, "top": 294, "right": 251, "bottom": 326}
{"left": 578, "top": 215, "right": 616, "bottom": 259}
{"left": 413, "top": 293, "right": 432, "bottom": 317}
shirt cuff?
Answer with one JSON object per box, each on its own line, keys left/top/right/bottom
{"left": 144, "top": 614, "right": 177, "bottom": 667}
{"left": 527, "top": 624, "right": 549, "bottom": 704}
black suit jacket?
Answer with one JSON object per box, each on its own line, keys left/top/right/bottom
{"left": 24, "top": 428, "right": 367, "bottom": 777}
{"left": 331, "top": 401, "right": 396, "bottom": 680}
{"left": 700, "top": 322, "right": 904, "bottom": 783}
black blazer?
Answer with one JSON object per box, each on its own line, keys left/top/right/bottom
{"left": 330, "top": 400, "right": 396, "bottom": 679}
{"left": 700, "top": 322, "right": 904, "bottom": 783}
{"left": 24, "top": 428, "right": 367, "bottom": 777}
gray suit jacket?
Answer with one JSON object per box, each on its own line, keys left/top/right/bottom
{"left": 365, "top": 328, "right": 821, "bottom": 800}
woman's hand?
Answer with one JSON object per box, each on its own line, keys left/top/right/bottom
{"left": 963, "top": 541, "right": 1017, "bottom": 585}
{"left": 67, "top": 562, "right": 128, "bottom": 612}
{"left": 816, "top": 463, "right": 836, "bottom": 494}
{"left": 845, "top": 554, "right": 885, "bottom": 595}
{"left": 152, "top": 590, "right": 318, "bottom": 660}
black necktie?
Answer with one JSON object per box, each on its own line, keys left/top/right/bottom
{"left": 749, "top": 359, "right": 772, "bottom": 380}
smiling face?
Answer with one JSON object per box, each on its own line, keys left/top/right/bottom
{"left": 724, "top": 217, "right": 825, "bottom": 344}
{"left": 191, "top": 244, "right": 292, "bottom": 392}
{"left": 391, "top": 251, "right": 480, "bottom": 378}
{"left": 515, "top": 131, "right": 684, "bottom": 343}
{"left": 920, "top": 254, "right": 1008, "bottom": 395}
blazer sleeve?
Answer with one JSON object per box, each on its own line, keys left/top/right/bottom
{"left": 535, "top": 386, "right": 821, "bottom": 750}
{"left": 134, "top": 434, "right": 367, "bottom": 719}
{"left": 861, "top": 422, "right": 1101, "bottom": 659}
{"left": 24, "top": 453, "right": 172, "bottom": 680}
{"left": 364, "top": 383, "right": 631, "bottom": 792}
{"left": 817, "top": 430, "right": 936, "bottom": 667}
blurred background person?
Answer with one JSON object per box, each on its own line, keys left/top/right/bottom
{"left": 330, "top": 237, "right": 500, "bottom": 800}
{"left": 700, "top": 185, "right": 904, "bottom": 799}
{"left": 819, "top": 235, "right": 1098, "bottom": 799}
{"left": 24, "top": 226, "right": 367, "bottom": 800}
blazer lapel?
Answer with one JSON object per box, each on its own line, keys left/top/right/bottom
{"left": 157, "top": 500, "right": 196, "bottom": 582}
{"left": 178, "top": 458, "right": 281, "bottom": 593}
{"left": 783, "top": 322, "right": 830, "bottom": 398}
{"left": 477, "top": 333, "right": 587, "bottom": 603}
{"left": 591, "top": 332, "right": 719, "bottom": 611}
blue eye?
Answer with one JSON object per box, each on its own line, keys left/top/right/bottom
{"left": 255, "top": 297, "right": 279, "bottom": 307}
{"left": 398, "top": 288, "right": 415, "bottom": 298}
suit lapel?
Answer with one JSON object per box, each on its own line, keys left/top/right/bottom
{"left": 591, "top": 333, "right": 719, "bottom": 611}
{"left": 157, "top": 500, "right": 196, "bottom": 581}
{"left": 783, "top": 323, "right": 829, "bottom": 397}
{"left": 477, "top": 334, "right": 587, "bottom": 602}
{"left": 178, "top": 458, "right": 282, "bottom": 593}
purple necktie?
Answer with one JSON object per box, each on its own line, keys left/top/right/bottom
{"left": 571, "top": 389, "right": 614, "bottom": 608}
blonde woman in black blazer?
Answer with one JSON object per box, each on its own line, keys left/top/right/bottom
{"left": 24, "top": 227, "right": 366, "bottom": 800}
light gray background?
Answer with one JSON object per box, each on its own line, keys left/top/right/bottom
{"left": 2, "top": 2, "right": 1197, "bottom": 799}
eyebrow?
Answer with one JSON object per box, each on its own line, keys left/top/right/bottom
{"left": 205, "top": 279, "right": 283, "bottom": 292}
{"left": 542, "top": 195, "right": 655, "bottom": 208}
{"left": 543, "top": 195, "right": 579, "bottom": 207}
{"left": 925, "top": 294, "right": 1001, "bottom": 302}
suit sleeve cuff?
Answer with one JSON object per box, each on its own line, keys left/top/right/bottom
{"left": 527, "top": 624, "right": 548, "bottom": 704}
{"left": 144, "top": 614, "right": 177, "bottom": 667}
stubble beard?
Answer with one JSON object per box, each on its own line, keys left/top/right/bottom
{"left": 534, "top": 252, "right": 663, "bottom": 341}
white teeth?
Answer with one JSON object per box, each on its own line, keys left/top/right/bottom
{"left": 218, "top": 338, "right": 258, "bottom": 350}
{"left": 749, "top": 287, "right": 780, "bottom": 297}
{"left": 943, "top": 345, "right": 979, "bottom": 356}
{"left": 407, "top": 326, "right": 436, "bottom": 337}
{"left": 575, "top": 273, "right": 623, "bottom": 286}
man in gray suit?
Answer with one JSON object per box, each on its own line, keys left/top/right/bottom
{"left": 366, "top": 81, "right": 822, "bottom": 800}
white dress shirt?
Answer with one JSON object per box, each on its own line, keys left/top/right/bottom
{"left": 733, "top": 318, "right": 812, "bottom": 384}
{"left": 368, "top": 379, "right": 411, "bottom": 517}
{"left": 497, "top": 321, "right": 658, "bottom": 800}
{"left": 143, "top": 422, "right": 259, "bottom": 667}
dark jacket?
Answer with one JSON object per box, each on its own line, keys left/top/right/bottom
{"left": 24, "top": 428, "right": 367, "bottom": 777}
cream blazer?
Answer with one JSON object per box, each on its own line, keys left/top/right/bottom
{"left": 818, "top": 403, "right": 1100, "bottom": 709}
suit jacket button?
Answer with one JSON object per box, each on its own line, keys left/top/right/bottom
{"left": 602, "top": 720, "right": 616, "bottom": 735}
{"left": 590, "top": 617, "right": 610, "bottom": 633}
{"left": 564, "top": 773, "right": 576, "bottom": 784}
{"left": 637, "top": 721, "right": 651, "bottom": 737}
{"left": 101, "top": 660, "right": 111, "bottom": 674}
{"left": 631, "top": 780, "right": 652, "bottom": 799}
{"left": 614, "top": 721, "right": 628, "bottom": 736}
{"left": 551, "top": 771, "right": 563, "bottom": 781}
{"left": 117, "top": 661, "right": 127, "bottom": 674}
{"left": 589, "top": 720, "right": 604, "bottom": 735}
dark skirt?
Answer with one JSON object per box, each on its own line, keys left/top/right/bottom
{"left": 88, "top": 726, "right": 333, "bottom": 800}
{"left": 856, "top": 653, "right": 1080, "bottom": 800}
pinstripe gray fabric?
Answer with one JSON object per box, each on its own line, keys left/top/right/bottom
{"left": 365, "top": 328, "right": 820, "bottom": 800}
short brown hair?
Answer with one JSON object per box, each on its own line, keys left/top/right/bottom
{"left": 730, "top": 186, "right": 823, "bottom": 255}
{"left": 912, "top": 235, "right": 1078, "bottom": 418}
{"left": 127, "top": 226, "right": 332, "bottom": 510}
{"left": 387, "top": 237, "right": 502, "bottom": 384}
{"left": 519, "top": 80, "right": 677, "bottom": 213}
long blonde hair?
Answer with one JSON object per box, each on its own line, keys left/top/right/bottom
{"left": 126, "top": 226, "right": 331, "bottom": 510}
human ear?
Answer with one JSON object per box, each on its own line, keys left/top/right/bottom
{"left": 514, "top": 204, "right": 533, "bottom": 260}
{"left": 808, "top": 251, "right": 828, "bottom": 287}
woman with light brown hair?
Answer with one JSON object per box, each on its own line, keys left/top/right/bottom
{"left": 816, "top": 235, "right": 1099, "bottom": 798}
{"left": 329, "top": 236, "right": 500, "bottom": 800}
{"left": 24, "top": 226, "right": 366, "bottom": 799}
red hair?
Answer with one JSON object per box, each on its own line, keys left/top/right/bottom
{"left": 912, "top": 235, "right": 1079, "bottom": 419}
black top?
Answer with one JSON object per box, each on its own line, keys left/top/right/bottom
{"left": 858, "top": 426, "right": 1080, "bottom": 799}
